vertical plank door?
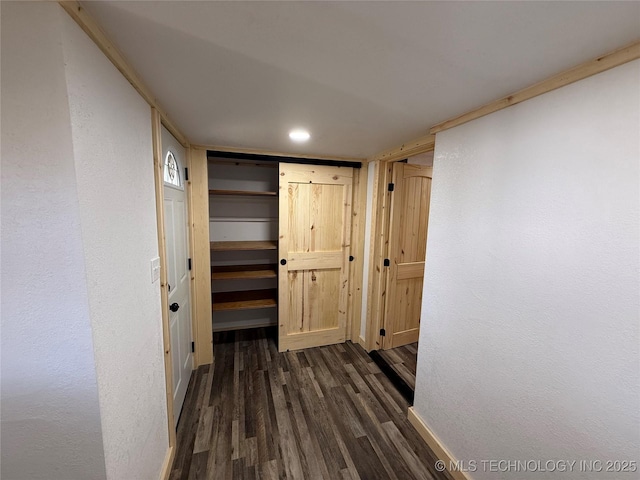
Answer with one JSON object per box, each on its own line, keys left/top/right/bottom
{"left": 278, "top": 164, "right": 353, "bottom": 352}
{"left": 383, "top": 163, "right": 432, "bottom": 349}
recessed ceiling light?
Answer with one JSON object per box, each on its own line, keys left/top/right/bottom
{"left": 289, "top": 129, "right": 310, "bottom": 142}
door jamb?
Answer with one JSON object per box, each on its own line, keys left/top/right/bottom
{"left": 365, "top": 161, "right": 393, "bottom": 351}
{"left": 188, "top": 147, "right": 213, "bottom": 366}
{"left": 347, "top": 163, "right": 368, "bottom": 344}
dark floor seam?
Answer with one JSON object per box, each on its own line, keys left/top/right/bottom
{"left": 369, "top": 350, "right": 415, "bottom": 405}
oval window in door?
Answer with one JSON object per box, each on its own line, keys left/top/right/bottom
{"left": 163, "top": 150, "right": 182, "bottom": 187}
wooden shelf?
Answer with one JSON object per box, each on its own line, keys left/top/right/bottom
{"left": 209, "top": 189, "right": 277, "bottom": 197}
{"left": 212, "top": 264, "right": 277, "bottom": 280}
{"left": 210, "top": 240, "right": 277, "bottom": 251}
{"left": 212, "top": 289, "right": 277, "bottom": 311}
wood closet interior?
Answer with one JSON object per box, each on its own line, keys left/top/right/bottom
{"left": 209, "top": 154, "right": 279, "bottom": 333}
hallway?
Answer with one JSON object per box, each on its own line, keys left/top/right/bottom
{"left": 170, "top": 329, "right": 450, "bottom": 479}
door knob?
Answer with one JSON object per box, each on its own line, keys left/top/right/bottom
{"left": 169, "top": 303, "right": 180, "bottom": 312}
{"left": 280, "top": 259, "right": 287, "bottom": 265}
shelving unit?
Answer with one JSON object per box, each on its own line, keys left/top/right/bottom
{"left": 209, "top": 158, "right": 279, "bottom": 331}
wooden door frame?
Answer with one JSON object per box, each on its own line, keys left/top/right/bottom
{"left": 363, "top": 137, "right": 435, "bottom": 352}
{"left": 347, "top": 164, "right": 368, "bottom": 345}
{"left": 151, "top": 108, "right": 177, "bottom": 477}
{"left": 190, "top": 147, "right": 367, "bottom": 353}
{"left": 188, "top": 146, "right": 213, "bottom": 367}
{"left": 170, "top": 148, "right": 365, "bottom": 374}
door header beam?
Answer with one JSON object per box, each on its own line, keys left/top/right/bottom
{"left": 207, "top": 150, "right": 362, "bottom": 169}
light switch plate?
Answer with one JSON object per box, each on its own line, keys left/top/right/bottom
{"left": 151, "top": 257, "right": 160, "bottom": 283}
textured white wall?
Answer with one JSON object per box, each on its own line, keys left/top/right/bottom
{"left": 414, "top": 60, "right": 640, "bottom": 479}
{"left": 2, "top": 3, "right": 170, "bottom": 478}
{"left": 61, "top": 12, "right": 169, "bottom": 480}
{"left": 1, "top": 3, "right": 107, "bottom": 479}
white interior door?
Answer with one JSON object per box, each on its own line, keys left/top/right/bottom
{"left": 162, "top": 126, "right": 192, "bottom": 424}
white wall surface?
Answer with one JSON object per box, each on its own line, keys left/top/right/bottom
{"left": 209, "top": 163, "right": 278, "bottom": 242}
{"left": 414, "top": 60, "right": 640, "bottom": 479}
{"left": 408, "top": 151, "right": 434, "bottom": 166}
{"left": 2, "top": 3, "right": 170, "bottom": 479}
{"left": 61, "top": 11, "right": 168, "bottom": 480}
{"left": 1, "top": 3, "right": 107, "bottom": 479}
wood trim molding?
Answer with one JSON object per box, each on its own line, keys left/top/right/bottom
{"left": 368, "top": 134, "right": 436, "bottom": 163}
{"left": 364, "top": 161, "right": 393, "bottom": 351}
{"left": 430, "top": 41, "right": 640, "bottom": 134}
{"left": 185, "top": 145, "right": 201, "bottom": 368}
{"left": 159, "top": 445, "right": 175, "bottom": 480}
{"left": 348, "top": 163, "right": 368, "bottom": 343}
{"left": 59, "top": 1, "right": 189, "bottom": 147}
{"left": 369, "top": 42, "right": 639, "bottom": 161}
{"left": 364, "top": 162, "right": 382, "bottom": 351}
{"left": 151, "top": 108, "right": 177, "bottom": 462}
{"left": 194, "top": 143, "right": 365, "bottom": 164}
{"left": 190, "top": 147, "right": 214, "bottom": 366}
{"left": 407, "top": 407, "right": 471, "bottom": 480}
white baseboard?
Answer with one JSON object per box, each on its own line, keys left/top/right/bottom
{"left": 407, "top": 407, "right": 471, "bottom": 480}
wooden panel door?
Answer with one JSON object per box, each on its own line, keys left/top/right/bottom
{"left": 383, "top": 163, "right": 432, "bottom": 349}
{"left": 278, "top": 164, "right": 353, "bottom": 352}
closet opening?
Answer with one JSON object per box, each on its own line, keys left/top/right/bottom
{"left": 207, "top": 150, "right": 363, "bottom": 352}
{"left": 209, "top": 156, "right": 279, "bottom": 339}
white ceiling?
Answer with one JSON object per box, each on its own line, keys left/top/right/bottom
{"left": 84, "top": 1, "right": 639, "bottom": 159}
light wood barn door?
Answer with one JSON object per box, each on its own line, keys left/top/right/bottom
{"left": 278, "top": 164, "right": 353, "bottom": 352}
{"left": 383, "top": 163, "right": 432, "bottom": 349}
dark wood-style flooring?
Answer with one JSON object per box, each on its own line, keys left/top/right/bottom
{"left": 170, "top": 329, "right": 449, "bottom": 480}
{"left": 377, "top": 343, "right": 419, "bottom": 391}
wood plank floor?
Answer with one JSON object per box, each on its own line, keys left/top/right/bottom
{"left": 170, "top": 329, "right": 450, "bottom": 480}
{"left": 377, "top": 343, "right": 419, "bottom": 391}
